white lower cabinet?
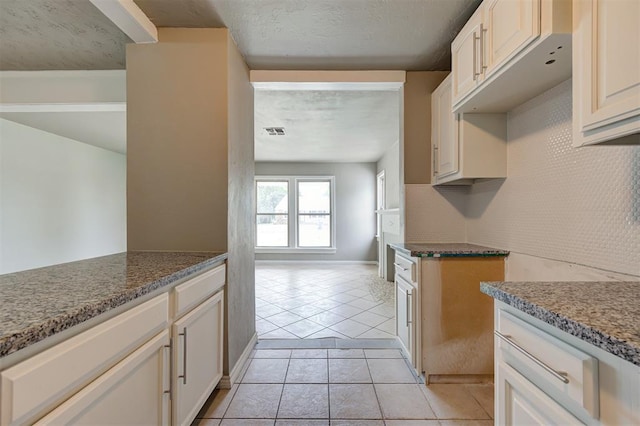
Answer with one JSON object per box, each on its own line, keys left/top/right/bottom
{"left": 173, "top": 290, "right": 224, "bottom": 426}
{"left": 396, "top": 274, "right": 415, "bottom": 364}
{"left": 495, "top": 302, "right": 640, "bottom": 425}
{"left": 497, "top": 361, "right": 582, "bottom": 425}
{"left": 35, "top": 330, "right": 171, "bottom": 425}
{"left": 0, "top": 262, "right": 226, "bottom": 426}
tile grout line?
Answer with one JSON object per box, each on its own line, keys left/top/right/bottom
{"left": 272, "top": 355, "right": 291, "bottom": 421}
{"left": 326, "top": 354, "right": 331, "bottom": 421}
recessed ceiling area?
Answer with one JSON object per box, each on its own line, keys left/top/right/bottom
{"left": 255, "top": 89, "right": 400, "bottom": 163}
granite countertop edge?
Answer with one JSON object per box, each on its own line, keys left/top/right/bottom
{"left": 391, "top": 242, "right": 510, "bottom": 258}
{"left": 481, "top": 282, "right": 640, "bottom": 367}
{"left": 0, "top": 252, "right": 227, "bottom": 358}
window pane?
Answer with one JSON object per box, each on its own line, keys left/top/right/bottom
{"left": 298, "top": 214, "right": 330, "bottom": 247}
{"left": 257, "top": 181, "right": 288, "bottom": 214}
{"left": 298, "top": 181, "right": 330, "bottom": 214}
{"left": 257, "top": 214, "right": 288, "bottom": 246}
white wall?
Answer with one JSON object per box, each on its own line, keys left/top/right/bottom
{"left": 255, "top": 162, "right": 377, "bottom": 261}
{"left": 467, "top": 80, "right": 639, "bottom": 278}
{"left": 404, "top": 79, "right": 640, "bottom": 279}
{"left": 0, "top": 118, "right": 126, "bottom": 274}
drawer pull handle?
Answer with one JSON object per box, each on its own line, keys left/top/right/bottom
{"left": 393, "top": 262, "right": 409, "bottom": 272}
{"left": 495, "top": 331, "right": 569, "bottom": 384}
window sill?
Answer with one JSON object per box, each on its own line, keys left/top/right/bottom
{"left": 255, "top": 247, "right": 337, "bottom": 255}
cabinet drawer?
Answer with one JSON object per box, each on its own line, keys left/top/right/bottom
{"left": 496, "top": 309, "right": 599, "bottom": 419}
{"left": 1, "top": 294, "right": 169, "bottom": 425}
{"left": 174, "top": 264, "right": 225, "bottom": 317}
{"left": 394, "top": 253, "right": 416, "bottom": 283}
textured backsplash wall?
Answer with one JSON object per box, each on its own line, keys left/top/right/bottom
{"left": 406, "top": 79, "right": 640, "bottom": 277}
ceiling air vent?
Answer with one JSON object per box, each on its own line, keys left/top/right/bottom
{"left": 264, "top": 127, "right": 286, "bottom": 136}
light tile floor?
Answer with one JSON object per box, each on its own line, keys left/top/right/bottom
{"left": 255, "top": 263, "right": 395, "bottom": 339}
{"left": 194, "top": 347, "right": 494, "bottom": 425}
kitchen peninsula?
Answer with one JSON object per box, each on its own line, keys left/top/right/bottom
{"left": 482, "top": 280, "right": 640, "bottom": 424}
{"left": 0, "top": 251, "right": 227, "bottom": 425}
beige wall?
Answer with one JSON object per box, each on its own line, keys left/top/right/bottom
{"left": 403, "top": 71, "right": 448, "bottom": 184}
{"left": 225, "top": 35, "right": 256, "bottom": 374}
{"left": 127, "top": 28, "right": 256, "bottom": 376}
{"left": 126, "top": 29, "right": 229, "bottom": 252}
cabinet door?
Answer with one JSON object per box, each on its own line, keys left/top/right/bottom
{"left": 396, "top": 275, "right": 414, "bottom": 364}
{"left": 431, "top": 75, "right": 459, "bottom": 180}
{"left": 496, "top": 362, "right": 583, "bottom": 425}
{"left": 452, "top": 6, "right": 484, "bottom": 104}
{"left": 173, "top": 290, "right": 224, "bottom": 426}
{"left": 484, "top": 0, "right": 540, "bottom": 75}
{"left": 35, "top": 330, "right": 170, "bottom": 425}
{"left": 575, "top": 0, "right": 640, "bottom": 143}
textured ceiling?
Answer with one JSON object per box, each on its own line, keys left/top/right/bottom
{"left": 0, "top": 0, "right": 481, "bottom": 71}
{"left": 255, "top": 90, "right": 400, "bottom": 162}
{"left": 0, "top": 0, "right": 131, "bottom": 70}
{"left": 209, "top": 0, "right": 481, "bottom": 70}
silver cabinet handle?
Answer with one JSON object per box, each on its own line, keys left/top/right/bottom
{"left": 178, "top": 328, "right": 188, "bottom": 385}
{"left": 472, "top": 31, "right": 480, "bottom": 80}
{"left": 433, "top": 145, "right": 438, "bottom": 176}
{"left": 163, "top": 342, "right": 172, "bottom": 397}
{"left": 406, "top": 292, "right": 412, "bottom": 326}
{"left": 495, "top": 331, "right": 569, "bottom": 384}
{"left": 480, "top": 24, "right": 488, "bottom": 72}
{"left": 393, "top": 262, "right": 409, "bottom": 272}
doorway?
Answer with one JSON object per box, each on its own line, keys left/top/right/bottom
{"left": 251, "top": 71, "right": 404, "bottom": 341}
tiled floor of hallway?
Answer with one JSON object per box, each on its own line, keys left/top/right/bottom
{"left": 255, "top": 263, "right": 396, "bottom": 339}
{"left": 194, "top": 345, "right": 494, "bottom": 425}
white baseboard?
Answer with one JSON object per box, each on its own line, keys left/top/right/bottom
{"left": 255, "top": 260, "right": 378, "bottom": 265}
{"left": 219, "top": 332, "right": 257, "bottom": 389}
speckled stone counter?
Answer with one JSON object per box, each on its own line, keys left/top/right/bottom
{"left": 391, "top": 242, "right": 509, "bottom": 258}
{"left": 0, "top": 251, "right": 227, "bottom": 358}
{"left": 481, "top": 281, "right": 640, "bottom": 367}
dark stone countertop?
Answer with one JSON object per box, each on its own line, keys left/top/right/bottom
{"left": 391, "top": 242, "right": 509, "bottom": 258}
{"left": 481, "top": 281, "right": 640, "bottom": 367}
{"left": 0, "top": 251, "right": 227, "bottom": 358}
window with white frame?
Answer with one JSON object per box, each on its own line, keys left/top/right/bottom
{"left": 255, "top": 176, "right": 335, "bottom": 251}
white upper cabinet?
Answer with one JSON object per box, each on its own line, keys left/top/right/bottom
{"left": 452, "top": 0, "right": 571, "bottom": 113}
{"left": 573, "top": 0, "right": 640, "bottom": 146}
{"left": 452, "top": 7, "right": 484, "bottom": 103}
{"left": 431, "top": 74, "right": 507, "bottom": 185}
{"left": 432, "top": 75, "right": 459, "bottom": 179}
{"left": 484, "top": 0, "right": 540, "bottom": 74}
